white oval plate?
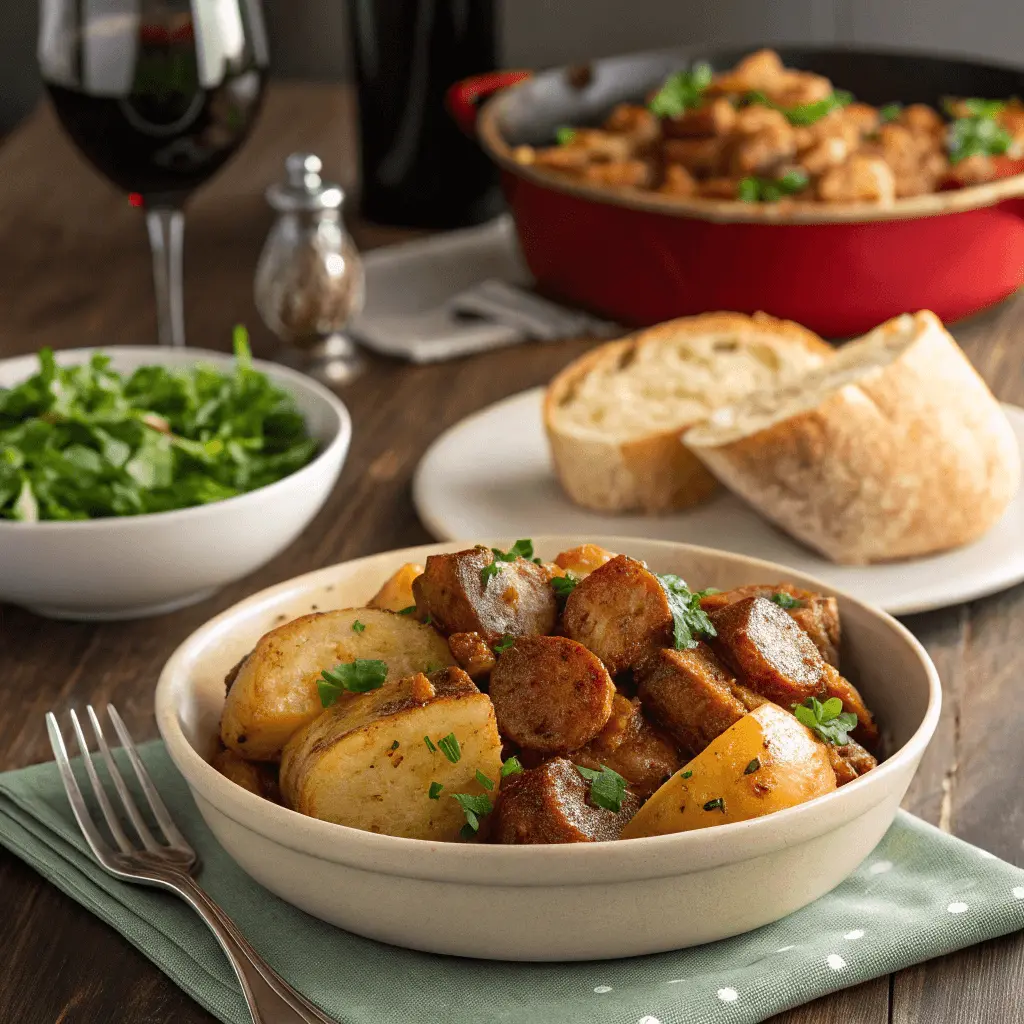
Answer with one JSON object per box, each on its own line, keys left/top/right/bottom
{"left": 414, "top": 388, "right": 1024, "bottom": 615}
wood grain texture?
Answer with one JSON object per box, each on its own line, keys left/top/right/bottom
{"left": 0, "top": 83, "right": 1022, "bottom": 1024}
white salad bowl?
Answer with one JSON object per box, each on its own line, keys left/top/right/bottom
{"left": 0, "top": 347, "right": 350, "bottom": 620}
{"left": 155, "top": 537, "right": 941, "bottom": 961}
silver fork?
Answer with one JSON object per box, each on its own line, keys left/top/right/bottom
{"left": 47, "top": 705, "right": 337, "bottom": 1024}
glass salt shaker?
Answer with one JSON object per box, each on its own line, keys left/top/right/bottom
{"left": 255, "top": 153, "right": 366, "bottom": 385}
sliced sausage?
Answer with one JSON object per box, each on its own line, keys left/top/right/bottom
{"left": 411, "top": 547, "right": 557, "bottom": 642}
{"left": 638, "top": 643, "right": 747, "bottom": 757}
{"left": 491, "top": 757, "right": 640, "bottom": 844}
{"left": 448, "top": 632, "right": 497, "bottom": 681}
{"left": 573, "top": 694, "right": 683, "bottom": 798}
{"left": 828, "top": 740, "right": 878, "bottom": 786}
{"left": 488, "top": 635, "right": 615, "bottom": 754}
{"left": 561, "top": 554, "right": 673, "bottom": 674}
{"left": 700, "top": 584, "right": 841, "bottom": 667}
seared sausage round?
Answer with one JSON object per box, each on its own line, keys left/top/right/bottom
{"left": 561, "top": 554, "right": 673, "bottom": 674}
{"left": 491, "top": 757, "right": 640, "bottom": 844}
{"left": 488, "top": 635, "right": 615, "bottom": 754}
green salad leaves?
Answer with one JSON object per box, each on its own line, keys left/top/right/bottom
{"left": 0, "top": 328, "right": 317, "bottom": 521}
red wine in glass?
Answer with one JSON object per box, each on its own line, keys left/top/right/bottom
{"left": 38, "top": 1, "right": 268, "bottom": 346}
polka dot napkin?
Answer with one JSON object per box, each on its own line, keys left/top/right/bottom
{"left": 1, "top": 742, "right": 1022, "bottom": 1024}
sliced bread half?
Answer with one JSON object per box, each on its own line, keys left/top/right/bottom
{"left": 544, "top": 312, "right": 832, "bottom": 513}
{"left": 684, "top": 310, "right": 1020, "bottom": 564}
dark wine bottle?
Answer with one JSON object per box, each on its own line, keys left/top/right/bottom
{"left": 348, "top": 0, "right": 502, "bottom": 229}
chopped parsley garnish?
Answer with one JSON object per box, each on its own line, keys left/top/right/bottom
{"left": 769, "top": 591, "right": 804, "bottom": 610}
{"left": 737, "top": 169, "right": 809, "bottom": 202}
{"left": 551, "top": 573, "right": 580, "bottom": 604}
{"left": 947, "top": 97, "right": 1008, "bottom": 120}
{"left": 424, "top": 735, "right": 437, "bottom": 752}
{"left": 657, "top": 575, "right": 718, "bottom": 650}
{"left": 744, "top": 758, "right": 761, "bottom": 775}
{"left": 878, "top": 102, "right": 902, "bottom": 123}
{"left": 649, "top": 63, "right": 713, "bottom": 118}
{"left": 555, "top": 125, "right": 577, "bottom": 145}
{"left": 428, "top": 781, "right": 444, "bottom": 799}
{"left": 793, "top": 696, "right": 859, "bottom": 746}
{"left": 480, "top": 539, "right": 535, "bottom": 586}
{"left": 681, "top": 770, "right": 693, "bottom": 779}
{"left": 576, "top": 764, "right": 628, "bottom": 813}
{"left": 317, "top": 659, "right": 388, "bottom": 705}
{"left": 947, "top": 109, "right": 1012, "bottom": 164}
{"left": 437, "top": 732, "right": 461, "bottom": 763}
{"left": 397, "top": 605, "right": 417, "bottom": 616}
{"left": 493, "top": 635, "right": 515, "bottom": 655}
{"left": 453, "top": 792, "right": 493, "bottom": 837}
{"left": 500, "top": 756, "right": 524, "bottom": 778}
{"left": 747, "top": 88, "right": 853, "bottom": 126}
{"left": 424, "top": 662, "right": 443, "bottom": 674}
{"left": 703, "top": 797, "right": 726, "bottom": 813}
{"left": 475, "top": 769, "right": 495, "bottom": 791}
{"left": 390, "top": 740, "right": 400, "bottom": 750}
{"left": 352, "top": 620, "right": 366, "bottom": 633}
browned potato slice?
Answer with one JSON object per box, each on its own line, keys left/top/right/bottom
{"left": 212, "top": 747, "right": 280, "bottom": 803}
{"left": 621, "top": 702, "right": 837, "bottom": 838}
{"left": 491, "top": 757, "right": 640, "bottom": 844}
{"left": 448, "top": 631, "right": 496, "bottom": 681}
{"left": 638, "top": 643, "right": 746, "bottom": 756}
{"left": 367, "top": 562, "right": 423, "bottom": 612}
{"left": 489, "top": 635, "right": 615, "bottom": 755}
{"left": 573, "top": 694, "right": 682, "bottom": 798}
{"left": 280, "top": 667, "right": 501, "bottom": 841}
{"left": 412, "top": 547, "right": 557, "bottom": 641}
{"left": 553, "top": 543, "right": 617, "bottom": 576}
{"left": 700, "top": 584, "right": 841, "bottom": 667}
{"left": 220, "top": 608, "right": 454, "bottom": 761}
{"left": 561, "top": 554, "right": 673, "bottom": 674}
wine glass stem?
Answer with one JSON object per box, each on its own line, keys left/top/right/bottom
{"left": 146, "top": 206, "right": 186, "bottom": 348}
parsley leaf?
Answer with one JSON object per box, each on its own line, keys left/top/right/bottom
{"left": 428, "top": 781, "right": 444, "bottom": 800}
{"left": 737, "top": 169, "right": 809, "bottom": 202}
{"left": 437, "top": 732, "right": 461, "bottom": 763}
{"left": 769, "top": 591, "right": 804, "bottom": 610}
{"left": 452, "top": 792, "right": 493, "bottom": 836}
{"left": 397, "top": 605, "right": 417, "bottom": 616}
{"left": 493, "top": 635, "right": 515, "bottom": 655}
{"left": 555, "top": 125, "right": 577, "bottom": 145}
{"left": 475, "top": 769, "right": 495, "bottom": 791}
{"left": 390, "top": 740, "right": 400, "bottom": 750}
{"left": 744, "top": 758, "right": 761, "bottom": 775}
{"left": 703, "top": 797, "right": 726, "bottom": 813}
{"left": 317, "top": 659, "right": 388, "bottom": 706}
{"left": 681, "top": 769, "right": 693, "bottom": 779}
{"left": 480, "top": 539, "right": 535, "bottom": 586}
{"left": 649, "top": 63, "right": 713, "bottom": 118}
{"left": 352, "top": 620, "right": 366, "bottom": 633}
{"left": 424, "top": 735, "right": 437, "bottom": 752}
{"left": 657, "top": 575, "right": 717, "bottom": 650}
{"left": 947, "top": 110, "right": 1012, "bottom": 164}
{"left": 879, "top": 102, "right": 902, "bottom": 123}
{"left": 551, "top": 573, "right": 580, "bottom": 604}
{"left": 748, "top": 88, "right": 853, "bottom": 126}
{"left": 500, "top": 756, "right": 524, "bottom": 778}
{"left": 576, "top": 764, "right": 628, "bottom": 813}
{"left": 792, "top": 696, "right": 859, "bottom": 746}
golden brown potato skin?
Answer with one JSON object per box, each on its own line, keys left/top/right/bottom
{"left": 368, "top": 563, "right": 424, "bottom": 613}
{"left": 488, "top": 635, "right": 615, "bottom": 755}
{"left": 572, "top": 694, "right": 682, "bottom": 798}
{"left": 561, "top": 555, "right": 673, "bottom": 675}
{"left": 553, "top": 544, "right": 617, "bottom": 576}
{"left": 448, "top": 632, "right": 497, "bottom": 680}
{"left": 212, "top": 747, "right": 281, "bottom": 803}
{"left": 491, "top": 757, "right": 640, "bottom": 844}
{"left": 638, "top": 644, "right": 747, "bottom": 757}
{"left": 412, "top": 547, "right": 558, "bottom": 642}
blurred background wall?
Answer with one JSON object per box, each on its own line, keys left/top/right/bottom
{"left": 4, "top": 0, "right": 1024, "bottom": 133}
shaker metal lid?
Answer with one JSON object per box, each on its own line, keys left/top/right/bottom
{"left": 266, "top": 153, "right": 345, "bottom": 212}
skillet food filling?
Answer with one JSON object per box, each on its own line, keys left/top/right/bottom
{"left": 511, "top": 48, "right": 1024, "bottom": 204}
{"left": 215, "top": 541, "right": 880, "bottom": 843}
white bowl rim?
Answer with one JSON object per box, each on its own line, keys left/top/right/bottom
{"left": 156, "top": 536, "right": 942, "bottom": 886}
{"left": 0, "top": 345, "right": 352, "bottom": 532}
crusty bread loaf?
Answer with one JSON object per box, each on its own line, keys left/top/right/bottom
{"left": 544, "top": 313, "right": 832, "bottom": 513}
{"left": 684, "top": 310, "right": 1020, "bottom": 564}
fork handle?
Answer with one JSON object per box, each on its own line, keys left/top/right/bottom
{"left": 169, "top": 874, "right": 337, "bottom": 1024}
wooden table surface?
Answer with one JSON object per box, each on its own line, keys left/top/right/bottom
{"left": 1, "top": 82, "right": 1023, "bottom": 1024}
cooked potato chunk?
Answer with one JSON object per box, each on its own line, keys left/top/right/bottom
{"left": 621, "top": 702, "right": 836, "bottom": 838}
{"left": 412, "top": 547, "right": 558, "bottom": 641}
{"left": 573, "top": 694, "right": 682, "bottom": 797}
{"left": 700, "top": 584, "right": 841, "bottom": 667}
{"left": 638, "top": 643, "right": 746, "bottom": 756}
{"left": 212, "top": 747, "right": 280, "bottom": 803}
{"left": 553, "top": 544, "right": 617, "bottom": 576}
{"left": 220, "top": 608, "right": 454, "bottom": 761}
{"left": 561, "top": 554, "right": 673, "bottom": 674}
{"left": 280, "top": 667, "right": 501, "bottom": 841}
{"left": 488, "top": 635, "right": 615, "bottom": 754}
{"left": 448, "top": 631, "right": 497, "bottom": 681}
{"left": 367, "top": 563, "right": 423, "bottom": 612}
{"left": 491, "top": 757, "right": 640, "bottom": 844}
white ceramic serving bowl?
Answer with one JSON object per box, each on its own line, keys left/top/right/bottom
{"left": 0, "top": 347, "right": 350, "bottom": 620}
{"left": 156, "top": 537, "right": 941, "bottom": 961}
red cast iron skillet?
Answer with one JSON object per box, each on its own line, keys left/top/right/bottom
{"left": 448, "top": 46, "right": 1024, "bottom": 336}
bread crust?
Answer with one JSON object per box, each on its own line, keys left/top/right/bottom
{"left": 684, "top": 311, "right": 1020, "bottom": 563}
{"left": 544, "top": 312, "right": 831, "bottom": 513}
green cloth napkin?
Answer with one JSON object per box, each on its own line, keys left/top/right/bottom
{"left": 2, "top": 743, "right": 1023, "bottom": 1024}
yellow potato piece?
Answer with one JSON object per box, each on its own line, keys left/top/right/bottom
{"left": 621, "top": 702, "right": 836, "bottom": 839}
{"left": 367, "top": 563, "right": 424, "bottom": 612}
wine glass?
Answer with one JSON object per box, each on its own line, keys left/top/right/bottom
{"left": 38, "top": 0, "right": 269, "bottom": 347}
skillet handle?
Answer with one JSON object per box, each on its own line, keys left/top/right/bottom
{"left": 446, "top": 70, "right": 532, "bottom": 136}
